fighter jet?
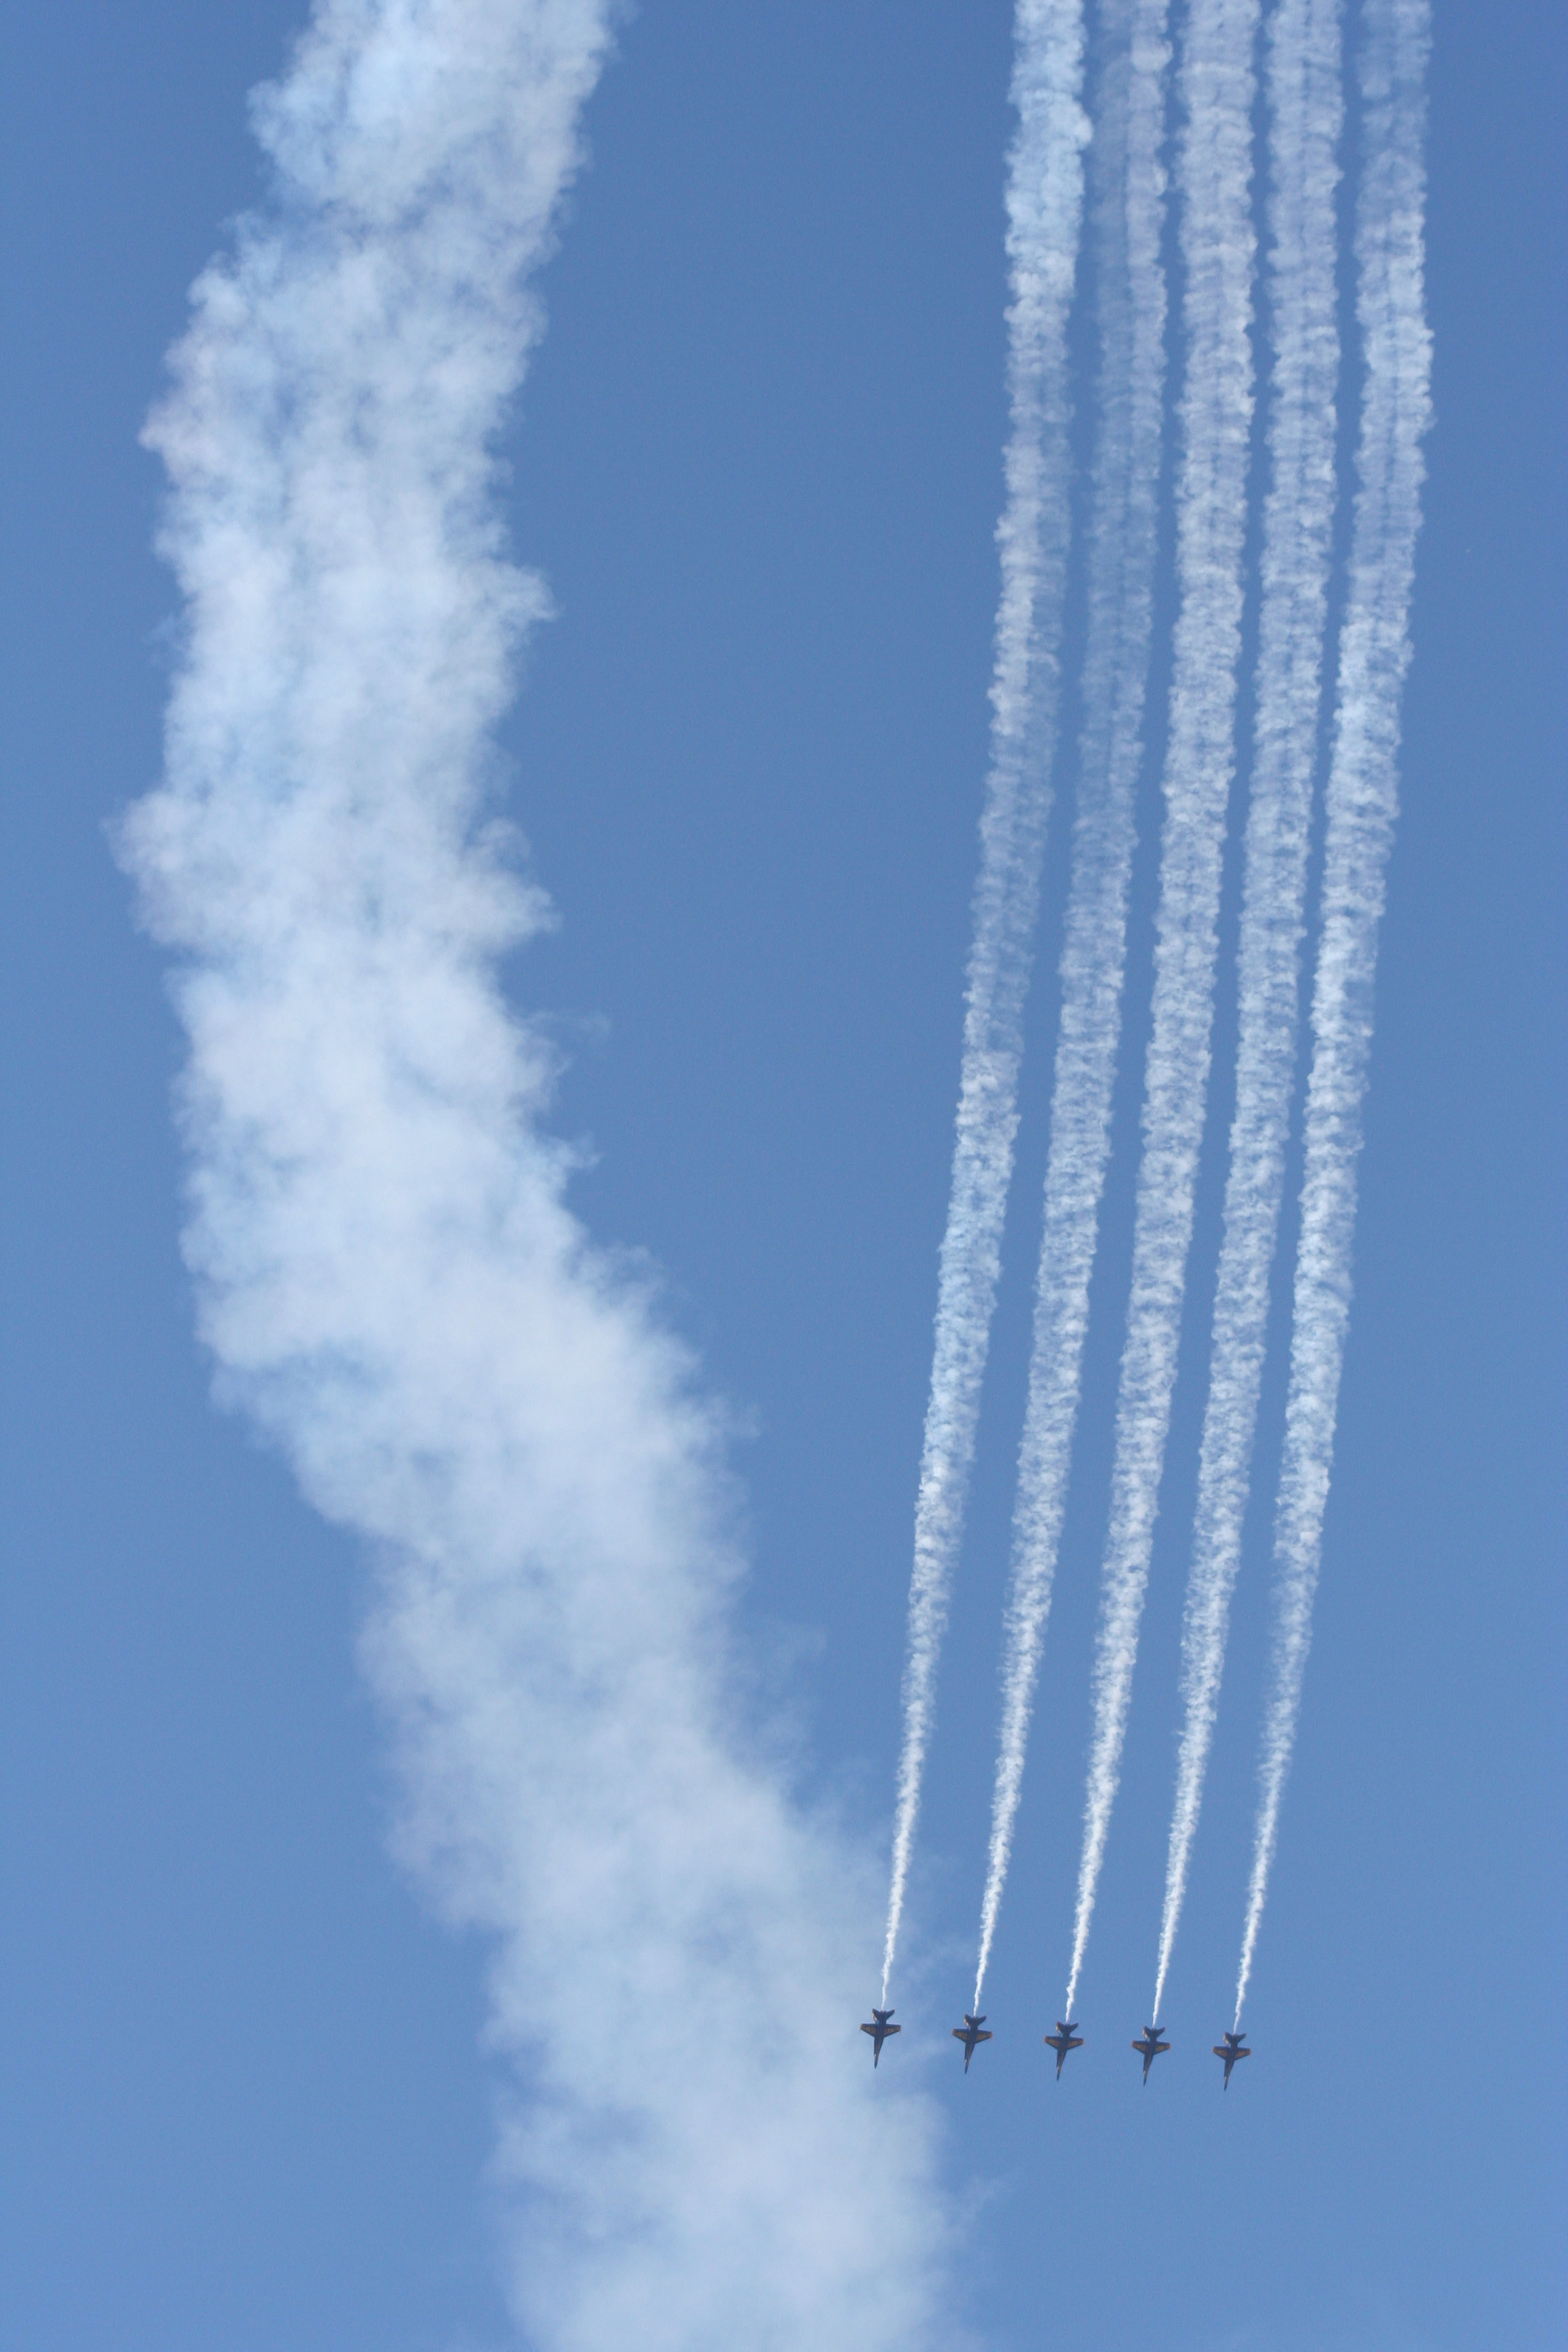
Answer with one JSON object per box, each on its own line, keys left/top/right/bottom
{"left": 1131, "top": 2023, "right": 1171, "bottom": 2084}
{"left": 1043, "top": 2021, "right": 1084, "bottom": 2078}
{"left": 951, "top": 2014, "right": 993, "bottom": 2072}
{"left": 1212, "top": 2029, "right": 1250, "bottom": 2089}
{"left": 860, "top": 2008, "right": 901, "bottom": 2066}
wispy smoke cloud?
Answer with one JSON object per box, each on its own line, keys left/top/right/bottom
{"left": 883, "top": 0, "right": 1089, "bottom": 2004}
{"left": 1152, "top": 0, "right": 1343, "bottom": 2025}
{"left": 1066, "top": 0, "right": 1260, "bottom": 2018}
{"left": 119, "top": 4, "right": 951, "bottom": 2342}
{"left": 1236, "top": 0, "right": 1432, "bottom": 2029}
{"left": 973, "top": 0, "right": 1171, "bottom": 2011}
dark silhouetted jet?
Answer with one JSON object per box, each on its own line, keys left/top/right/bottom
{"left": 860, "top": 2009, "right": 901, "bottom": 2066}
{"left": 952, "top": 2014, "right": 993, "bottom": 2072}
{"left": 1131, "top": 2023, "right": 1171, "bottom": 2084}
{"left": 1043, "top": 2021, "right": 1084, "bottom": 2078}
{"left": 1212, "top": 2030, "right": 1250, "bottom": 2088}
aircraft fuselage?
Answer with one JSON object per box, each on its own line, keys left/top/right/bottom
{"left": 1132, "top": 2025, "right": 1171, "bottom": 2082}
{"left": 952, "top": 2013, "right": 993, "bottom": 2072}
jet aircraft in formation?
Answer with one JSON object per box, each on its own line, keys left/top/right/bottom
{"left": 1213, "top": 2029, "right": 1250, "bottom": 2087}
{"left": 951, "top": 2014, "right": 993, "bottom": 2072}
{"left": 859, "top": 2008, "right": 900, "bottom": 2065}
{"left": 1130, "top": 2023, "right": 1171, "bottom": 2084}
{"left": 1043, "top": 2020, "right": 1083, "bottom": 2078}
{"left": 858, "top": 2008, "right": 1247, "bottom": 2087}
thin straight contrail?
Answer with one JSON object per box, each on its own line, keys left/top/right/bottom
{"left": 973, "top": 0, "right": 1172, "bottom": 2011}
{"left": 1235, "top": 0, "right": 1431, "bottom": 2029}
{"left": 1151, "top": 0, "right": 1344, "bottom": 2025}
{"left": 1065, "top": 0, "right": 1260, "bottom": 2019}
{"left": 882, "top": 0, "right": 1089, "bottom": 2003}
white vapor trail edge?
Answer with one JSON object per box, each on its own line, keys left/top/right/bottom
{"left": 883, "top": 0, "right": 1089, "bottom": 2004}
{"left": 1151, "top": 0, "right": 1343, "bottom": 2025}
{"left": 119, "top": 6, "right": 951, "bottom": 2345}
{"left": 1065, "top": 0, "right": 1260, "bottom": 2019}
{"left": 973, "top": 0, "right": 1172, "bottom": 2012}
{"left": 1235, "top": 0, "right": 1432, "bottom": 2030}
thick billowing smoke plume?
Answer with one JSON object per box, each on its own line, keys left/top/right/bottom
{"left": 1152, "top": 0, "right": 1343, "bottom": 2025}
{"left": 120, "top": 5, "right": 951, "bottom": 2344}
{"left": 1066, "top": 0, "right": 1260, "bottom": 2018}
{"left": 883, "top": 0, "right": 1089, "bottom": 2002}
{"left": 1236, "top": 0, "right": 1431, "bottom": 2029}
{"left": 973, "top": 0, "right": 1171, "bottom": 2011}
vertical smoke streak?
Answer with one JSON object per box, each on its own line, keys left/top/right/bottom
{"left": 882, "top": 0, "right": 1089, "bottom": 2001}
{"left": 1151, "top": 0, "right": 1343, "bottom": 2025}
{"left": 1065, "top": 0, "right": 1260, "bottom": 2018}
{"left": 972, "top": 0, "right": 1172, "bottom": 2010}
{"left": 118, "top": 6, "right": 955, "bottom": 2343}
{"left": 1235, "top": 0, "right": 1431, "bottom": 2029}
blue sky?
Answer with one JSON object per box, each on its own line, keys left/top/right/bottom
{"left": 1, "top": 3, "right": 1563, "bottom": 2347}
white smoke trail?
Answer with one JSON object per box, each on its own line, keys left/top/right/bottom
{"left": 118, "top": 6, "right": 953, "bottom": 2345}
{"left": 1235, "top": 0, "right": 1431, "bottom": 2030}
{"left": 972, "top": 0, "right": 1172, "bottom": 2011}
{"left": 1064, "top": 0, "right": 1260, "bottom": 2019}
{"left": 1150, "top": 0, "right": 1343, "bottom": 2026}
{"left": 882, "top": 0, "right": 1089, "bottom": 2003}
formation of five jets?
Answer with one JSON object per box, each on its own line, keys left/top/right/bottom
{"left": 860, "top": 2008, "right": 1251, "bottom": 2087}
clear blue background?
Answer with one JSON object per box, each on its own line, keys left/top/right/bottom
{"left": 1, "top": 3, "right": 1562, "bottom": 2345}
